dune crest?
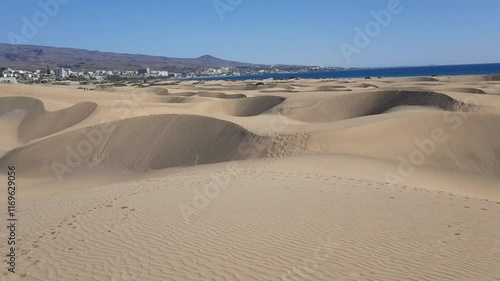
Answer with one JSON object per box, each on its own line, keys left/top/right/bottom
{"left": 0, "top": 114, "right": 268, "bottom": 179}
{"left": 197, "top": 91, "right": 247, "bottom": 99}
{"left": 280, "top": 90, "right": 472, "bottom": 123}
{"left": 306, "top": 112, "right": 500, "bottom": 177}
{"left": 207, "top": 96, "right": 286, "bottom": 116}
{"left": 0, "top": 96, "right": 97, "bottom": 142}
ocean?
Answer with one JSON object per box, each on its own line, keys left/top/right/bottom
{"left": 194, "top": 63, "right": 500, "bottom": 81}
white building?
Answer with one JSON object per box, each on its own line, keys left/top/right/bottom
{"left": 0, "top": 77, "right": 18, "bottom": 83}
{"left": 54, "top": 68, "right": 71, "bottom": 78}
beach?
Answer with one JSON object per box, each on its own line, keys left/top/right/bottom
{"left": 0, "top": 75, "right": 499, "bottom": 280}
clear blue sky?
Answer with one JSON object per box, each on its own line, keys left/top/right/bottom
{"left": 1, "top": 0, "right": 499, "bottom": 67}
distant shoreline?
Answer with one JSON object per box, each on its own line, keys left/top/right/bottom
{"left": 188, "top": 63, "right": 500, "bottom": 81}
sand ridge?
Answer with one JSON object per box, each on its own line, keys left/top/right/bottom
{"left": 0, "top": 96, "right": 97, "bottom": 143}
{"left": 0, "top": 114, "right": 268, "bottom": 177}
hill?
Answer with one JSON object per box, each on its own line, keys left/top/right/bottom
{"left": 0, "top": 43, "right": 259, "bottom": 72}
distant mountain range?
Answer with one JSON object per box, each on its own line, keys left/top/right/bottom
{"left": 0, "top": 43, "right": 260, "bottom": 72}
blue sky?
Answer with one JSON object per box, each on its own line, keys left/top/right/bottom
{"left": 1, "top": 0, "right": 499, "bottom": 67}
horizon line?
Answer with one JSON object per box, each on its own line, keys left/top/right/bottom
{"left": 1, "top": 42, "right": 499, "bottom": 70}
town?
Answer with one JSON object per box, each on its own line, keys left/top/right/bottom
{"left": 0, "top": 65, "right": 340, "bottom": 84}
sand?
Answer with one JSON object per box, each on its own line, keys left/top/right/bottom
{"left": 0, "top": 75, "right": 499, "bottom": 280}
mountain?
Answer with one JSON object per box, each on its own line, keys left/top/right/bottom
{"left": 0, "top": 43, "right": 259, "bottom": 72}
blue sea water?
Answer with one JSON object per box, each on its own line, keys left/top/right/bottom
{"left": 194, "top": 63, "right": 500, "bottom": 81}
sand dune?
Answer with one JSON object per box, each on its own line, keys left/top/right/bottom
{"left": 280, "top": 90, "right": 471, "bottom": 123}
{"left": 146, "top": 96, "right": 190, "bottom": 103}
{"left": 395, "top": 77, "right": 440, "bottom": 82}
{"left": 197, "top": 91, "right": 246, "bottom": 99}
{"left": 447, "top": 74, "right": 500, "bottom": 82}
{"left": 1, "top": 75, "right": 499, "bottom": 280}
{"left": 169, "top": 91, "right": 198, "bottom": 97}
{"left": 413, "top": 82, "right": 446, "bottom": 86}
{"left": 445, "top": 87, "right": 488, "bottom": 94}
{"left": 145, "top": 87, "right": 169, "bottom": 95}
{"left": 259, "top": 89, "right": 300, "bottom": 93}
{"left": 188, "top": 83, "right": 293, "bottom": 92}
{"left": 0, "top": 114, "right": 267, "bottom": 178}
{"left": 306, "top": 112, "right": 500, "bottom": 177}
{"left": 316, "top": 85, "right": 349, "bottom": 91}
{"left": 207, "top": 96, "right": 286, "bottom": 117}
{"left": 0, "top": 110, "right": 25, "bottom": 154}
{"left": 353, "top": 83, "right": 379, "bottom": 89}
{"left": 0, "top": 96, "right": 97, "bottom": 142}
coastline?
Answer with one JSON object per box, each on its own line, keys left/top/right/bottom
{"left": 187, "top": 62, "right": 500, "bottom": 81}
